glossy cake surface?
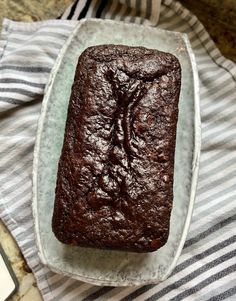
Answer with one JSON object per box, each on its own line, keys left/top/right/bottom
{"left": 52, "top": 45, "right": 181, "bottom": 252}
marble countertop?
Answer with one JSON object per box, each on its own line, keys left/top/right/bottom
{"left": 0, "top": 1, "right": 235, "bottom": 300}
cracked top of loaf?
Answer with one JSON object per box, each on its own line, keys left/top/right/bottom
{"left": 52, "top": 44, "right": 181, "bottom": 252}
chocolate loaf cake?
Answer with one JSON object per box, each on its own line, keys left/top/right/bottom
{"left": 52, "top": 45, "right": 181, "bottom": 252}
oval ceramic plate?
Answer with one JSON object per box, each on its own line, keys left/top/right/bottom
{"left": 32, "top": 19, "right": 201, "bottom": 286}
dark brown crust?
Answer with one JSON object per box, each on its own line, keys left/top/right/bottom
{"left": 52, "top": 45, "right": 181, "bottom": 252}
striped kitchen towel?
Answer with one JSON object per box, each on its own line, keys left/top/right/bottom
{"left": 0, "top": 0, "right": 236, "bottom": 300}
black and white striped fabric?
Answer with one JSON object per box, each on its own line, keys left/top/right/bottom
{"left": 1, "top": 0, "right": 236, "bottom": 300}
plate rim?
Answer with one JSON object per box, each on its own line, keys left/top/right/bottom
{"left": 32, "top": 18, "right": 201, "bottom": 286}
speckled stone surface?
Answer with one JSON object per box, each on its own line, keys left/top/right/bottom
{"left": 179, "top": 0, "right": 236, "bottom": 62}
{"left": 0, "top": 0, "right": 235, "bottom": 299}
{"left": 0, "top": 221, "right": 42, "bottom": 301}
{"left": 0, "top": 0, "right": 72, "bottom": 22}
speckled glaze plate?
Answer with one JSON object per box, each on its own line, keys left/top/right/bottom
{"left": 32, "top": 19, "right": 201, "bottom": 286}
